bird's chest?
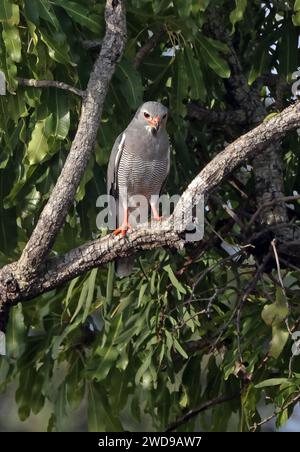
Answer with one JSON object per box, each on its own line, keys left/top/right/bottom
{"left": 117, "top": 151, "right": 168, "bottom": 197}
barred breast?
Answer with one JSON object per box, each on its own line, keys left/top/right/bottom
{"left": 117, "top": 150, "right": 169, "bottom": 200}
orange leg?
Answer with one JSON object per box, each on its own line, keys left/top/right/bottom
{"left": 150, "top": 203, "right": 162, "bottom": 221}
{"left": 113, "top": 208, "right": 131, "bottom": 237}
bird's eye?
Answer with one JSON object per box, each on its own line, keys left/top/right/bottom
{"left": 144, "top": 112, "right": 150, "bottom": 119}
{"left": 162, "top": 113, "right": 167, "bottom": 119}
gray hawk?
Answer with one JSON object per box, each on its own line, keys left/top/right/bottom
{"left": 107, "top": 101, "right": 170, "bottom": 277}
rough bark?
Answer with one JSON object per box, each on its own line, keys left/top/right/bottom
{"left": 17, "top": 0, "right": 127, "bottom": 279}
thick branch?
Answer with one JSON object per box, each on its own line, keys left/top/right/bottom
{"left": 17, "top": 0, "right": 126, "bottom": 278}
{"left": 17, "top": 78, "right": 84, "bottom": 97}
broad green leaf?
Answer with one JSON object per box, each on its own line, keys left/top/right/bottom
{"left": 184, "top": 46, "right": 206, "bottom": 101}
{"left": 89, "top": 314, "right": 123, "bottom": 382}
{"left": 292, "top": 10, "right": 300, "bottom": 26}
{"left": 115, "top": 60, "right": 143, "bottom": 109}
{"left": 24, "top": 0, "right": 40, "bottom": 25}
{"left": 230, "top": 0, "right": 247, "bottom": 30}
{"left": 173, "top": 338, "right": 188, "bottom": 359}
{"left": 2, "top": 24, "right": 21, "bottom": 62}
{"left": 48, "top": 90, "right": 70, "bottom": 140}
{"left": 26, "top": 118, "right": 50, "bottom": 165}
{"left": 261, "top": 289, "right": 289, "bottom": 326}
{"left": 38, "top": 0, "right": 59, "bottom": 28}
{"left": 164, "top": 264, "right": 187, "bottom": 294}
{"left": 54, "top": 0, "right": 101, "bottom": 33}
{"left": 0, "top": 0, "right": 12, "bottom": 21}
{"left": 197, "top": 36, "right": 231, "bottom": 78}
{"left": 6, "top": 304, "right": 25, "bottom": 359}
{"left": 269, "top": 325, "right": 289, "bottom": 359}
{"left": 40, "top": 30, "right": 75, "bottom": 66}
{"left": 88, "top": 383, "right": 123, "bottom": 432}
{"left": 255, "top": 378, "right": 290, "bottom": 389}
{"left": 294, "top": 0, "right": 300, "bottom": 11}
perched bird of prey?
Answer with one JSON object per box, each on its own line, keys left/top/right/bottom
{"left": 107, "top": 101, "right": 170, "bottom": 277}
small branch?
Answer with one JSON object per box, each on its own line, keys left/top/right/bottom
{"left": 81, "top": 39, "right": 102, "bottom": 50}
{"left": 187, "top": 102, "right": 247, "bottom": 126}
{"left": 251, "top": 392, "right": 300, "bottom": 432}
{"left": 17, "top": 77, "right": 85, "bottom": 97}
{"left": 271, "top": 239, "right": 285, "bottom": 294}
{"left": 134, "top": 26, "right": 166, "bottom": 69}
{"left": 165, "top": 393, "right": 239, "bottom": 432}
{"left": 246, "top": 195, "right": 300, "bottom": 231}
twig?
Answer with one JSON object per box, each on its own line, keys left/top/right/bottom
{"left": 17, "top": 77, "right": 85, "bottom": 97}
{"left": 251, "top": 392, "right": 300, "bottom": 432}
{"left": 165, "top": 393, "right": 239, "bottom": 432}
{"left": 247, "top": 195, "right": 300, "bottom": 231}
{"left": 271, "top": 239, "right": 286, "bottom": 295}
{"left": 134, "top": 27, "right": 166, "bottom": 69}
{"left": 81, "top": 39, "right": 102, "bottom": 49}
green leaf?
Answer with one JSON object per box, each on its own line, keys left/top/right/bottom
{"left": 230, "top": 0, "right": 247, "bottom": 30}
{"left": 171, "top": 50, "right": 188, "bottom": 117}
{"left": 294, "top": 0, "right": 300, "bottom": 11}
{"left": 6, "top": 304, "right": 25, "bottom": 359}
{"left": 173, "top": 338, "right": 188, "bottom": 359}
{"left": 2, "top": 24, "right": 21, "bottom": 62}
{"left": 89, "top": 314, "right": 123, "bottom": 382}
{"left": 82, "top": 268, "right": 97, "bottom": 322}
{"left": 261, "top": 289, "right": 289, "bottom": 326}
{"left": 88, "top": 383, "right": 123, "bottom": 432}
{"left": 0, "top": 0, "right": 12, "bottom": 21}
{"left": 197, "top": 36, "right": 231, "bottom": 78}
{"left": 269, "top": 325, "right": 289, "bottom": 359}
{"left": 38, "top": 0, "right": 59, "bottom": 28}
{"left": 54, "top": 0, "right": 101, "bottom": 33}
{"left": 184, "top": 46, "right": 206, "bottom": 101}
{"left": 115, "top": 60, "right": 143, "bottom": 109}
{"left": 40, "top": 30, "right": 75, "bottom": 66}
{"left": 163, "top": 264, "right": 187, "bottom": 294}
{"left": 48, "top": 90, "right": 70, "bottom": 140}
{"left": 26, "top": 118, "right": 50, "bottom": 165}
{"left": 255, "top": 378, "right": 290, "bottom": 389}
{"left": 292, "top": 10, "right": 300, "bottom": 26}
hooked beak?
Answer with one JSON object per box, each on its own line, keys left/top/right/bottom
{"left": 148, "top": 115, "right": 161, "bottom": 132}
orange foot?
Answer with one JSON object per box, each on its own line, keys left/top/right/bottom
{"left": 113, "top": 223, "right": 131, "bottom": 237}
{"left": 153, "top": 215, "right": 162, "bottom": 221}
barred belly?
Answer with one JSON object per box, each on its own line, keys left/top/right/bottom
{"left": 117, "top": 151, "right": 168, "bottom": 200}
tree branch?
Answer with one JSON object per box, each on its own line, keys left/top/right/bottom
{"left": 165, "top": 393, "right": 239, "bottom": 432}
{"left": 134, "top": 26, "right": 166, "bottom": 69}
{"left": 187, "top": 102, "right": 247, "bottom": 125}
{"left": 17, "top": 77, "right": 85, "bottom": 97}
{"left": 17, "top": 0, "right": 127, "bottom": 278}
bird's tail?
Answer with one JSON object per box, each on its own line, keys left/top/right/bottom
{"left": 115, "top": 256, "right": 134, "bottom": 277}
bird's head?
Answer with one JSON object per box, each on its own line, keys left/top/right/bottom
{"left": 135, "top": 101, "right": 168, "bottom": 135}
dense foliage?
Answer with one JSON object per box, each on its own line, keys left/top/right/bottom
{"left": 1, "top": 0, "right": 300, "bottom": 432}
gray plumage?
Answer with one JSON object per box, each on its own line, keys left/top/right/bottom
{"left": 107, "top": 101, "right": 170, "bottom": 277}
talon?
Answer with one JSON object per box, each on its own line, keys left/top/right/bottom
{"left": 113, "top": 223, "right": 131, "bottom": 237}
